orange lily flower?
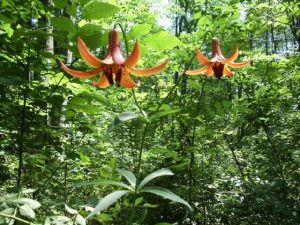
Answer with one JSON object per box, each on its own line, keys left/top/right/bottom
{"left": 185, "top": 37, "right": 250, "bottom": 78}
{"left": 60, "top": 30, "right": 168, "bottom": 88}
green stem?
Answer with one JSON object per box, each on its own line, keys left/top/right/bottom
{"left": 0, "top": 212, "right": 35, "bottom": 225}
{"left": 128, "top": 123, "right": 148, "bottom": 225}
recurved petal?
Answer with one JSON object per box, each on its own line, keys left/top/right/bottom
{"left": 119, "top": 68, "right": 138, "bottom": 88}
{"left": 128, "top": 59, "right": 169, "bottom": 76}
{"left": 196, "top": 49, "right": 210, "bottom": 64}
{"left": 185, "top": 65, "right": 208, "bottom": 75}
{"left": 93, "top": 74, "right": 111, "bottom": 88}
{"left": 223, "top": 47, "right": 239, "bottom": 63}
{"left": 60, "top": 61, "right": 102, "bottom": 78}
{"left": 124, "top": 39, "right": 141, "bottom": 67}
{"left": 227, "top": 60, "right": 251, "bottom": 68}
{"left": 78, "top": 37, "right": 104, "bottom": 68}
{"left": 223, "top": 65, "right": 233, "bottom": 77}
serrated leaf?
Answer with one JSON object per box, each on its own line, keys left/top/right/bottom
{"left": 143, "top": 31, "right": 182, "bottom": 50}
{"left": 82, "top": 1, "right": 119, "bottom": 20}
{"left": 140, "top": 187, "right": 192, "bottom": 211}
{"left": 116, "top": 168, "right": 137, "bottom": 188}
{"left": 86, "top": 190, "right": 129, "bottom": 219}
{"left": 19, "top": 204, "right": 35, "bottom": 219}
{"left": 138, "top": 168, "right": 173, "bottom": 189}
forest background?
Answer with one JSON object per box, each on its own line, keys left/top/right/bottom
{"left": 0, "top": 0, "right": 299, "bottom": 224}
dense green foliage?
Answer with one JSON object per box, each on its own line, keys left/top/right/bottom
{"left": 0, "top": 0, "right": 299, "bottom": 224}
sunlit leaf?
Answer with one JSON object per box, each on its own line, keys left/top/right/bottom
{"left": 138, "top": 168, "right": 173, "bottom": 189}
{"left": 86, "top": 190, "right": 129, "bottom": 219}
{"left": 140, "top": 187, "right": 192, "bottom": 211}
{"left": 82, "top": 1, "right": 119, "bottom": 20}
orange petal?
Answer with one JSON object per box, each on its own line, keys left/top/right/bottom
{"left": 185, "top": 65, "right": 208, "bottom": 75}
{"left": 94, "top": 75, "right": 111, "bottom": 88}
{"left": 124, "top": 39, "right": 141, "bottom": 67}
{"left": 227, "top": 60, "right": 251, "bottom": 68}
{"left": 196, "top": 49, "right": 210, "bottom": 64}
{"left": 206, "top": 65, "right": 214, "bottom": 76}
{"left": 223, "top": 65, "right": 233, "bottom": 77}
{"left": 128, "top": 59, "right": 169, "bottom": 76}
{"left": 223, "top": 47, "right": 239, "bottom": 63}
{"left": 119, "top": 68, "right": 137, "bottom": 88}
{"left": 60, "top": 61, "right": 103, "bottom": 78}
{"left": 77, "top": 37, "right": 105, "bottom": 68}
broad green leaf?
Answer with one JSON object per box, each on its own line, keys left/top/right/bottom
{"left": 86, "top": 190, "right": 129, "bottom": 219}
{"left": 140, "top": 187, "right": 192, "bottom": 211}
{"left": 52, "top": 17, "right": 76, "bottom": 32}
{"left": 107, "top": 112, "right": 139, "bottom": 133}
{"left": 82, "top": 1, "right": 119, "bottom": 20}
{"left": 73, "top": 179, "right": 132, "bottom": 190}
{"left": 0, "top": 23, "right": 14, "bottom": 37}
{"left": 128, "top": 24, "right": 152, "bottom": 39}
{"left": 143, "top": 31, "right": 182, "bottom": 50}
{"left": 116, "top": 168, "right": 137, "bottom": 188}
{"left": 19, "top": 204, "right": 35, "bottom": 219}
{"left": 80, "top": 105, "right": 101, "bottom": 114}
{"left": 138, "top": 168, "right": 173, "bottom": 189}
{"left": 52, "top": 0, "right": 68, "bottom": 9}
{"left": 19, "top": 198, "right": 41, "bottom": 209}
{"left": 155, "top": 223, "right": 173, "bottom": 225}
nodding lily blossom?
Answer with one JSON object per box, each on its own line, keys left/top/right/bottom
{"left": 60, "top": 29, "right": 169, "bottom": 88}
{"left": 185, "top": 37, "right": 250, "bottom": 78}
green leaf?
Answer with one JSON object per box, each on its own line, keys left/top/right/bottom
{"left": 45, "top": 216, "right": 72, "bottom": 225}
{"left": 116, "top": 168, "right": 137, "bottom": 188}
{"left": 188, "top": 80, "right": 201, "bottom": 91}
{"left": 143, "top": 31, "right": 182, "bottom": 50}
{"left": 73, "top": 179, "right": 132, "bottom": 190}
{"left": 52, "top": 17, "right": 76, "bottom": 32}
{"left": 19, "top": 204, "right": 35, "bottom": 219}
{"left": 75, "top": 214, "right": 86, "bottom": 225}
{"left": 82, "top": 1, "right": 119, "bottom": 20}
{"left": 138, "top": 168, "right": 173, "bottom": 189}
{"left": 135, "top": 197, "right": 144, "bottom": 206}
{"left": 86, "top": 190, "right": 129, "bottom": 219}
{"left": 80, "top": 105, "right": 101, "bottom": 114}
{"left": 65, "top": 204, "right": 78, "bottom": 214}
{"left": 128, "top": 24, "right": 152, "bottom": 39}
{"left": 52, "top": 0, "right": 68, "bottom": 9}
{"left": 150, "top": 108, "right": 181, "bottom": 121}
{"left": 19, "top": 198, "right": 41, "bottom": 209}
{"left": 140, "top": 187, "right": 192, "bottom": 211}
{"left": 107, "top": 112, "right": 139, "bottom": 133}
